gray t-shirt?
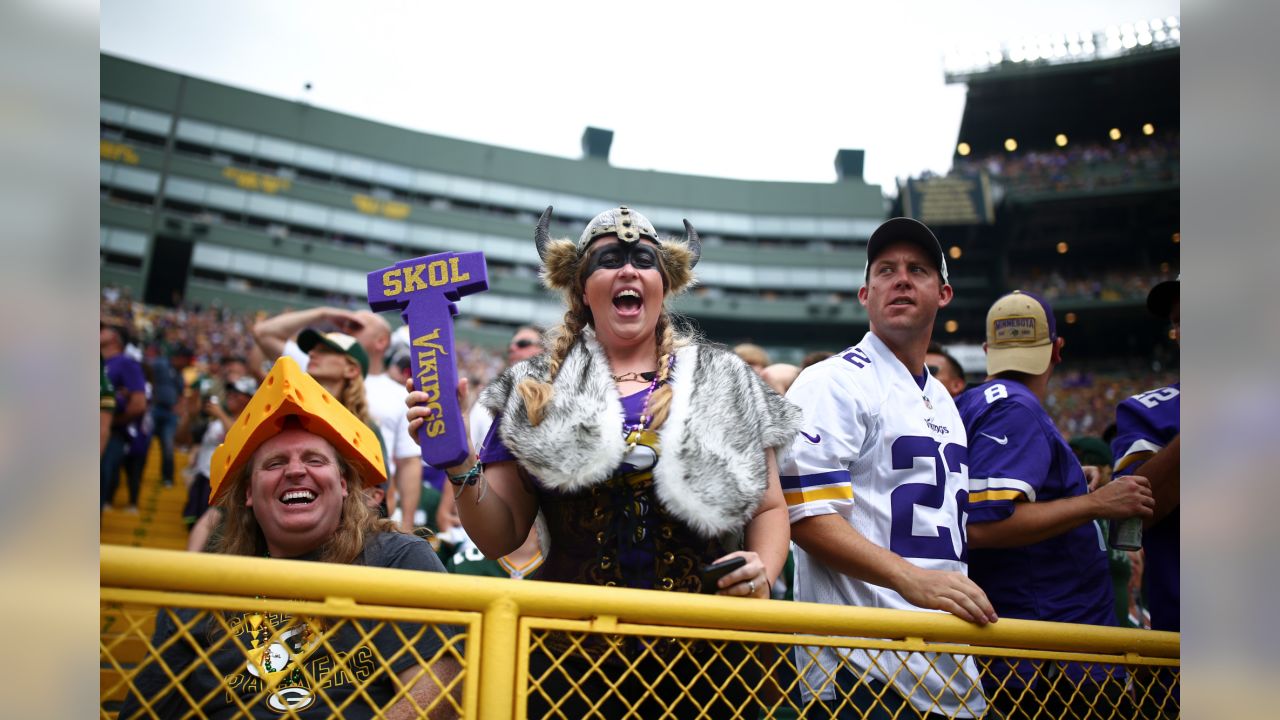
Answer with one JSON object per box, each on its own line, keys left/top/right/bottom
{"left": 118, "top": 532, "right": 459, "bottom": 719}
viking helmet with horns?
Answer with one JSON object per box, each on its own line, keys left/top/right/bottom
{"left": 534, "top": 205, "right": 701, "bottom": 295}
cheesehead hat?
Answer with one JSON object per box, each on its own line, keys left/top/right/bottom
{"left": 208, "top": 356, "right": 386, "bottom": 503}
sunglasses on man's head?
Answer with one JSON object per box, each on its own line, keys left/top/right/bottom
{"left": 511, "top": 339, "right": 537, "bottom": 349}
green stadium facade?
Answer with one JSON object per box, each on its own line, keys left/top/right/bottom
{"left": 101, "top": 54, "right": 906, "bottom": 360}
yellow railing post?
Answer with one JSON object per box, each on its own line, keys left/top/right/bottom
{"left": 479, "top": 595, "right": 520, "bottom": 720}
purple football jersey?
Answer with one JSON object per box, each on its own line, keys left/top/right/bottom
{"left": 959, "top": 380, "right": 1119, "bottom": 691}
{"left": 959, "top": 380, "right": 1116, "bottom": 625}
{"left": 1112, "top": 382, "right": 1180, "bottom": 633}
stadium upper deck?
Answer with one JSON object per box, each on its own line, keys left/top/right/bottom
{"left": 100, "top": 54, "right": 924, "bottom": 357}
{"left": 890, "top": 35, "right": 1178, "bottom": 359}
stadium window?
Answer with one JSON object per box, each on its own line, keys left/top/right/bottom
{"left": 1056, "top": 242, "right": 1069, "bottom": 254}
{"left": 1142, "top": 123, "right": 1156, "bottom": 136}
{"left": 1160, "top": 262, "right": 1170, "bottom": 273}
{"left": 944, "top": 320, "right": 958, "bottom": 334}
{"left": 948, "top": 246, "right": 962, "bottom": 260}
{"left": 1108, "top": 128, "right": 1122, "bottom": 141}
{"left": 125, "top": 107, "right": 173, "bottom": 136}
{"left": 957, "top": 142, "right": 971, "bottom": 156}
{"left": 1054, "top": 134, "right": 1069, "bottom": 147}
{"left": 1003, "top": 138, "right": 1018, "bottom": 152}
{"left": 1172, "top": 232, "right": 1180, "bottom": 244}
{"left": 1065, "top": 312, "right": 1078, "bottom": 325}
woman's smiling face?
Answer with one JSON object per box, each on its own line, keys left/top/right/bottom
{"left": 581, "top": 237, "right": 666, "bottom": 349}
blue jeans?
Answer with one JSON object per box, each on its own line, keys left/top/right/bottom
{"left": 101, "top": 430, "right": 146, "bottom": 507}
{"left": 150, "top": 405, "right": 178, "bottom": 483}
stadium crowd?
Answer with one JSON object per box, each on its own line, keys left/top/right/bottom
{"left": 951, "top": 132, "right": 1179, "bottom": 194}
{"left": 1008, "top": 269, "right": 1175, "bottom": 303}
{"left": 100, "top": 287, "right": 509, "bottom": 397}
{"left": 1048, "top": 367, "right": 1178, "bottom": 438}
{"left": 101, "top": 210, "right": 1179, "bottom": 717}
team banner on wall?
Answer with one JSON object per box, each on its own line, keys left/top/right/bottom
{"left": 901, "top": 173, "right": 994, "bottom": 226}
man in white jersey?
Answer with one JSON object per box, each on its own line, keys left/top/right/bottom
{"left": 781, "top": 217, "right": 995, "bottom": 719}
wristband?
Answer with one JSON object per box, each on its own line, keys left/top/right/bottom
{"left": 448, "top": 464, "right": 482, "bottom": 487}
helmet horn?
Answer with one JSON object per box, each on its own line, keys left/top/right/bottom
{"left": 535, "top": 206, "right": 554, "bottom": 261}
{"left": 682, "top": 219, "right": 702, "bottom": 267}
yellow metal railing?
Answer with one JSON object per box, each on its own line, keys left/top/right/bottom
{"left": 101, "top": 545, "right": 1179, "bottom": 718}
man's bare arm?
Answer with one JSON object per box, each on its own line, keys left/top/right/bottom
{"left": 385, "top": 655, "right": 462, "bottom": 720}
{"left": 1137, "top": 435, "right": 1180, "bottom": 527}
{"left": 968, "top": 475, "right": 1154, "bottom": 549}
{"left": 114, "top": 390, "right": 147, "bottom": 428}
{"left": 792, "top": 514, "right": 997, "bottom": 625}
{"left": 251, "top": 306, "right": 358, "bottom": 358}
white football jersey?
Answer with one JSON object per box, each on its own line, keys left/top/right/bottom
{"left": 780, "top": 331, "right": 985, "bottom": 717}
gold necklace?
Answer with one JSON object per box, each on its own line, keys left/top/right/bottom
{"left": 623, "top": 356, "right": 673, "bottom": 451}
{"left": 611, "top": 370, "right": 657, "bottom": 383}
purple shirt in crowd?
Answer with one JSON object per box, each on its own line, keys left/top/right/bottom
{"left": 1112, "top": 382, "right": 1180, "bottom": 633}
{"left": 959, "top": 379, "right": 1118, "bottom": 689}
{"left": 104, "top": 353, "right": 149, "bottom": 455}
{"left": 958, "top": 380, "right": 1117, "bottom": 626}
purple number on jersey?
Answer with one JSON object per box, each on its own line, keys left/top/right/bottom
{"left": 943, "top": 443, "right": 970, "bottom": 560}
{"left": 841, "top": 347, "right": 872, "bottom": 368}
{"left": 889, "top": 435, "right": 966, "bottom": 562}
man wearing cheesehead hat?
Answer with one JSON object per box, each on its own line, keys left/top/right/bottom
{"left": 120, "top": 356, "right": 461, "bottom": 719}
{"left": 956, "top": 290, "right": 1153, "bottom": 717}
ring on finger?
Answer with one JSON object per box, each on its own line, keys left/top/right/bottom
{"left": 748, "top": 580, "right": 756, "bottom": 594}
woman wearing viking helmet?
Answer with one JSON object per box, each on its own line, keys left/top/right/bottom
{"left": 408, "top": 206, "right": 799, "bottom": 715}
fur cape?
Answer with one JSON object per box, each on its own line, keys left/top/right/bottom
{"left": 479, "top": 329, "right": 802, "bottom": 538}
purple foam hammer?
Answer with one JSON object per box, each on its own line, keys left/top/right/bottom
{"left": 368, "top": 251, "right": 488, "bottom": 468}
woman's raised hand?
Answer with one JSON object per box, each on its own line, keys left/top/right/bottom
{"left": 405, "top": 376, "right": 469, "bottom": 447}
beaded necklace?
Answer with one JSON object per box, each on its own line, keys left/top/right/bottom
{"left": 623, "top": 353, "right": 675, "bottom": 452}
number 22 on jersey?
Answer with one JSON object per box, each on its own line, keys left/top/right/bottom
{"left": 888, "top": 435, "right": 969, "bottom": 562}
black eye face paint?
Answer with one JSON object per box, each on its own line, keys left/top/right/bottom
{"left": 583, "top": 242, "right": 660, "bottom": 277}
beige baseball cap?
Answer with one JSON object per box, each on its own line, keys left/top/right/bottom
{"left": 986, "top": 290, "right": 1057, "bottom": 376}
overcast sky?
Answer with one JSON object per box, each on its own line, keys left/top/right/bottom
{"left": 101, "top": 0, "right": 1180, "bottom": 193}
